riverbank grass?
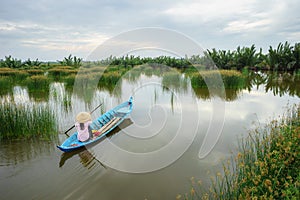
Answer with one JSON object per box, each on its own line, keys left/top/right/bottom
{"left": 190, "top": 70, "right": 245, "bottom": 89}
{"left": 0, "top": 103, "right": 58, "bottom": 140}
{"left": 181, "top": 104, "right": 300, "bottom": 199}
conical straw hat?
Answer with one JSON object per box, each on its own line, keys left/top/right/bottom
{"left": 76, "top": 112, "right": 92, "bottom": 123}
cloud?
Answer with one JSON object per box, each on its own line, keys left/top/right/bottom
{"left": 0, "top": 0, "right": 299, "bottom": 60}
{"left": 162, "top": 0, "right": 254, "bottom": 23}
{"left": 0, "top": 20, "right": 109, "bottom": 60}
{"left": 222, "top": 19, "right": 271, "bottom": 33}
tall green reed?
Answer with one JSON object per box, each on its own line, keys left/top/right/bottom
{"left": 190, "top": 70, "right": 245, "bottom": 89}
{"left": 0, "top": 103, "right": 58, "bottom": 140}
{"left": 180, "top": 104, "right": 300, "bottom": 199}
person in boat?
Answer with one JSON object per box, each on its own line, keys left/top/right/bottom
{"left": 75, "top": 112, "right": 93, "bottom": 142}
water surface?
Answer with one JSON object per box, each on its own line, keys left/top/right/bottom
{"left": 0, "top": 69, "right": 299, "bottom": 199}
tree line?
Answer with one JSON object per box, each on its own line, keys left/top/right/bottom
{"left": 1, "top": 42, "right": 299, "bottom": 72}
{"left": 0, "top": 54, "right": 82, "bottom": 69}
{"left": 207, "top": 42, "right": 300, "bottom": 71}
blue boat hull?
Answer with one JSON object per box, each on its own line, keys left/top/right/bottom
{"left": 57, "top": 97, "right": 133, "bottom": 152}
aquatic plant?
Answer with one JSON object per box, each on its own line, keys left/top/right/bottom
{"left": 162, "top": 70, "right": 188, "bottom": 93}
{"left": 48, "top": 66, "right": 78, "bottom": 77}
{"left": 190, "top": 70, "right": 245, "bottom": 89}
{"left": 99, "top": 71, "right": 122, "bottom": 86}
{"left": 25, "top": 69, "right": 44, "bottom": 75}
{"left": 122, "top": 67, "right": 143, "bottom": 83}
{"left": 0, "top": 67, "right": 28, "bottom": 77}
{"left": 0, "top": 103, "right": 58, "bottom": 140}
{"left": 26, "top": 75, "right": 50, "bottom": 91}
{"left": 0, "top": 76, "right": 13, "bottom": 96}
{"left": 181, "top": 104, "right": 300, "bottom": 199}
{"left": 63, "top": 74, "right": 76, "bottom": 88}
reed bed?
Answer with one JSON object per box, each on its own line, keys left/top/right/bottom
{"left": 180, "top": 104, "right": 300, "bottom": 199}
{"left": 162, "top": 71, "right": 188, "bottom": 92}
{"left": 80, "top": 66, "right": 106, "bottom": 74}
{"left": 25, "top": 69, "right": 44, "bottom": 75}
{"left": 99, "top": 71, "right": 122, "bottom": 86}
{"left": 190, "top": 70, "right": 245, "bottom": 89}
{"left": 122, "top": 68, "right": 143, "bottom": 83}
{"left": 0, "top": 76, "right": 13, "bottom": 96}
{"left": 48, "top": 66, "right": 78, "bottom": 76}
{"left": 0, "top": 67, "right": 29, "bottom": 78}
{"left": 63, "top": 74, "right": 76, "bottom": 88}
{"left": 104, "top": 65, "right": 123, "bottom": 73}
{"left": 0, "top": 67, "right": 20, "bottom": 76}
{"left": 0, "top": 103, "right": 58, "bottom": 140}
{"left": 26, "top": 75, "right": 50, "bottom": 91}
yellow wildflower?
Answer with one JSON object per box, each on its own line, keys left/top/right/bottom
{"left": 268, "top": 186, "right": 273, "bottom": 193}
{"left": 190, "top": 188, "right": 195, "bottom": 196}
{"left": 264, "top": 179, "right": 272, "bottom": 187}
{"left": 284, "top": 181, "right": 289, "bottom": 188}
{"left": 190, "top": 177, "right": 195, "bottom": 184}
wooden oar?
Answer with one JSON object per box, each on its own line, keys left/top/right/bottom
{"left": 63, "top": 103, "right": 103, "bottom": 137}
{"left": 101, "top": 117, "right": 121, "bottom": 134}
{"left": 93, "top": 117, "right": 121, "bottom": 138}
{"left": 98, "top": 117, "right": 117, "bottom": 132}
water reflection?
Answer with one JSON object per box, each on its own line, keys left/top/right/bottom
{"left": 1, "top": 68, "right": 300, "bottom": 200}
{"left": 245, "top": 71, "right": 300, "bottom": 98}
{"left": 13, "top": 86, "right": 30, "bottom": 104}
{"left": 59, "top": 147, "right": 106, "bottom": 170}
{"left": 1, "top": 70, "right": 300, "bottom": 133}
{"left": 0, "top": 139, "right": 57, "bottom": 166}
{"left": 265, "top": 72, "right": 300, "bottom": 97}
{"left": 1, "top": 70, "right": 300, "bottom": 106}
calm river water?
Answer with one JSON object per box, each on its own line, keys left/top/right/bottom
{"left": 0, "top": 69, "right": 299, "bottom": 199}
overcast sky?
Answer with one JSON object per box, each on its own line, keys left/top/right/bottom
{"left": 0, "top": 0, "right": 299, "bottom": 61}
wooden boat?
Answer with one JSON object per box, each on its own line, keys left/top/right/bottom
{"left": 57, "top": 97, "right": 133, "bottom": 152}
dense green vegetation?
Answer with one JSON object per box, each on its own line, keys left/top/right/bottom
{"left": 0, "top": 103, "right": 57, "bottom": 140}
{"left": 189, "top": 70, "right": 244, "bottom": 89}
{"left": 1, "top": 42, "right": 299, "bottom": 72}
{"left": 0, "top": 41, "right": 299, "bottom": 140}
{"left": 0, "top": 42, "right": 299, "bottom": 102}
{"left": 180, "top": 104, "right": 300, "bottom": 199}
{"left": 58, "top": 54, "right": 82, "bottom": 67}
{"left": 207, "top": 42, "right": 300, "bottom": 71}
{"left": 1, "top": 62, "right": 300, "bottom": 102}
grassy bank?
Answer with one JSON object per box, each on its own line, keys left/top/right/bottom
{"left": 0, "top": 103, "right": 58, "bottom": 140}
{"left": 180, "top": 104, "right": 300, "bottom": 199}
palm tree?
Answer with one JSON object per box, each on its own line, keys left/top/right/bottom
{"left": 58, "top": 54, "right": 82, "bottom": 67}
{"left": 234, "top": 45, "right": 257, "bottom": 70}
{"left": 268, "top": 42, "right": 295, "bottom": 71}
{"left": 23, "top": 58, "right": 42, "bottom": 68}
{"left": 292, "top": 43, "right": 300, "bottom": 71}
{"left": 1, "top": 55, "right": 23, "bottom": 68}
